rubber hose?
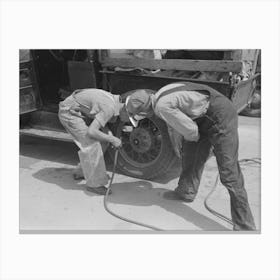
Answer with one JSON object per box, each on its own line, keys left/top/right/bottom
{"left": 103, "top": 148, "right": 163, "bottom": 231}
{"left": 104, "top": 147, "right": 260, "bottom": 231}
{"left": 204, "top": 158, "right": 261, "bottom": 227}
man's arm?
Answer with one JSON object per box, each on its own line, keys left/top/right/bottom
{"left": 157, "top": 106, "right": 200, "bottom": 142}
{"left": 87, "top": 119, "right": 122, "bottom": 148}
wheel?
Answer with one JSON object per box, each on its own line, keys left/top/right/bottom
{"left": 239, "top": 107, "right": 261, "bottom": 118}
{"left": 240, "top": 90, "right": 261, "bottom": 118}
{"left": 108, "top": 116, "right": 177, "bottom": 180}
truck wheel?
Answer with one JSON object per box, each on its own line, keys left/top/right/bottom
{"left": 239, "top": 90, "right": 261, "bottom": 118}
{"left": 108, "top": 116, "right": 177, "bottom": 180}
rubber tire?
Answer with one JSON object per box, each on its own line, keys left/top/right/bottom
{"left": 108, "top": 116, "right": 177, "bottom": 180}
{"left": 239, "top": 107, "right": 261, "bottom": 118}
{"left": 239, "top": 90, "right": 261, "bottom": 118}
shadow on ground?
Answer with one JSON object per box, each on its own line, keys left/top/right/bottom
{"left": 21, "top": 135, "right": 181, "bottom": 183}
{"left": 32, "top": 167, "right": 102, "bottom": 197}
{"left": 32, "top": 167, "right": 228, "bottom": 231}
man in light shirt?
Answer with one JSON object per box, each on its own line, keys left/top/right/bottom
{"left": 125, "top": 82, "right": 256, "bottom": 231}
{"left": 59, "top": 88, "right": 129, "bottom": 195}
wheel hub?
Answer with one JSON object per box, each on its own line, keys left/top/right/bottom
{"left": 119, "top": 119, "right": 162, "bottom": 166}
{"left": 129, "top": 127, "right": 152, "bottom": 153}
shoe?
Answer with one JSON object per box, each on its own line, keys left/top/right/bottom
{"left": 174, "top": 187, "right": 194, "bottom": 202}
{"left": 73, "top": 173, "right": 85, "bottom": 180}
{"left": 233, "top": 224, "right": 256, "bottom": 231}
{"left": 86, "top": 186, "right": 112, "bottom": 195}
{"left": 73, "top": 165, "right": 84, "bottom": 180}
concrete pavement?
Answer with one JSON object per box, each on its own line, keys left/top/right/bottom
{"left": 19, "top": 116, "right": 261, "bottom": 232}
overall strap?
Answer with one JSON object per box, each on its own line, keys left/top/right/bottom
{"left": 153, "top": 83, "right": 210, "bottom": 108}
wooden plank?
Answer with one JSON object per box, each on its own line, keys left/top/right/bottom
{"left": 101, "top": 58, "right": 243, "bottom": 72}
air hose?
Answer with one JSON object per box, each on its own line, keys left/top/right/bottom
{"left": 103, "top": 148, "right": 163, "bottom": 231}
{"left": 204, "top": 157, "right": 261, "bottom": 226}
{"left": 104, "top": 148, "right": 260, "bottom": 230}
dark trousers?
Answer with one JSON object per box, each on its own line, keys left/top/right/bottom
{"left": 178, "top": 91, "right": 256, "bottom": 230}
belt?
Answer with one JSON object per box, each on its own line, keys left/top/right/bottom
{"left": 59, "top": 96, "right": 88, "bottom": 119}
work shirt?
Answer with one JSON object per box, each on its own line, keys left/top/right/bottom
{"left": 152, "top": 83, "right": 210, "bottom": 142}
{"left": 62, "top": 88, "right": 120, "bottom": 127}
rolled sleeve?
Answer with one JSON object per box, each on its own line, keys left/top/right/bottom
{"left": 156, "top": 105, "right": 200, "bottom": 142}
{"left": 94, "top": 107, "right": 114, "bottom": 127}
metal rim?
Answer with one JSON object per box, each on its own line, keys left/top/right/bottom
{"left": 117, "top": 118, "right": 163, "bottom": 168}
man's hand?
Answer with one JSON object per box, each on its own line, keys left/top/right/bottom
{"left": 87, "top": 120, "right": 122, "bottom": 148}
{"left": 110, "top": 136, "right": 122, "bottom": 149}
{"left": 104, "top": 127, "right": 122, "bottom": 149}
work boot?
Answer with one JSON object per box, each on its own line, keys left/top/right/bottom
{"left": 233, "top": 223, "right": 256, "bottom": 231}
{"left": 174, "top": 186, "right": 195, "bottom": 202}
{"left": 86, "top": 186, "right": 112, "bottom": 195}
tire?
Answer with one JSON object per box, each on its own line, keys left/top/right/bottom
{"left": 239, "top": 107, "right": 261, "bottom": 118}
{"left": 239, "top": 90, "right": 261, "bottom": 118}
{"left": 108, "top": 116, "right": 177, "bottom": 180}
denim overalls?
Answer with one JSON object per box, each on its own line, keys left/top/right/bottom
{"left": 157, "top": 82, "right": 256, "bottom": 230}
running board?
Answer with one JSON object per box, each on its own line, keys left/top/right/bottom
{"left": 20, "top": 127, "right": 73, "bottom": 142}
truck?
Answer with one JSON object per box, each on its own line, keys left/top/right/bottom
{"left": 20, "top": 49, "right": 261, "bottom": 179}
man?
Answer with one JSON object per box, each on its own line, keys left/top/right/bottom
{"left": 58, "top": 88, "right": 128, "bottom": 195}
{"left": 125, "top": 82, "right": 256, "bottom": 230}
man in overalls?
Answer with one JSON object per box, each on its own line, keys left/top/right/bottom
{"left": 58, "top": 88, "right": 128, "bottom": 195}
{"left": 125, "top": 82, "right": 256, "bottom": 231}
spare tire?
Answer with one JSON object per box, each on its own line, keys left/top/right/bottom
{"left": 240, "top": 90, "right": 261, "bottom": 118}
{"left": 108, "top": 116, "right": 177, "bottom": 180}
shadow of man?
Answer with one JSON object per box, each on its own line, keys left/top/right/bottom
{"left": 32, "top": 167, "right": 99, "bottom": 197}
{"left": 32, "top": 167, "right": 229, "bottom": 231}
{"left": 107, "top": 181, "right": 229, "bottom": 231}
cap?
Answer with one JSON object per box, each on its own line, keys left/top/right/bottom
{"left": 125, "top": 89, "right": 153, "bottom": 127}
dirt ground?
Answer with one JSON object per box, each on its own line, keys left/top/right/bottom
{"left": 19, "top": 116, "right": 261, "bottom": 232}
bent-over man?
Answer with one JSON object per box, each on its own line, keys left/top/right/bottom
{"left": 125, "top": 82, "right": 256, "bottom": 231}
{"left": 58, "top": 88, "right": 128, "bottom": 195}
